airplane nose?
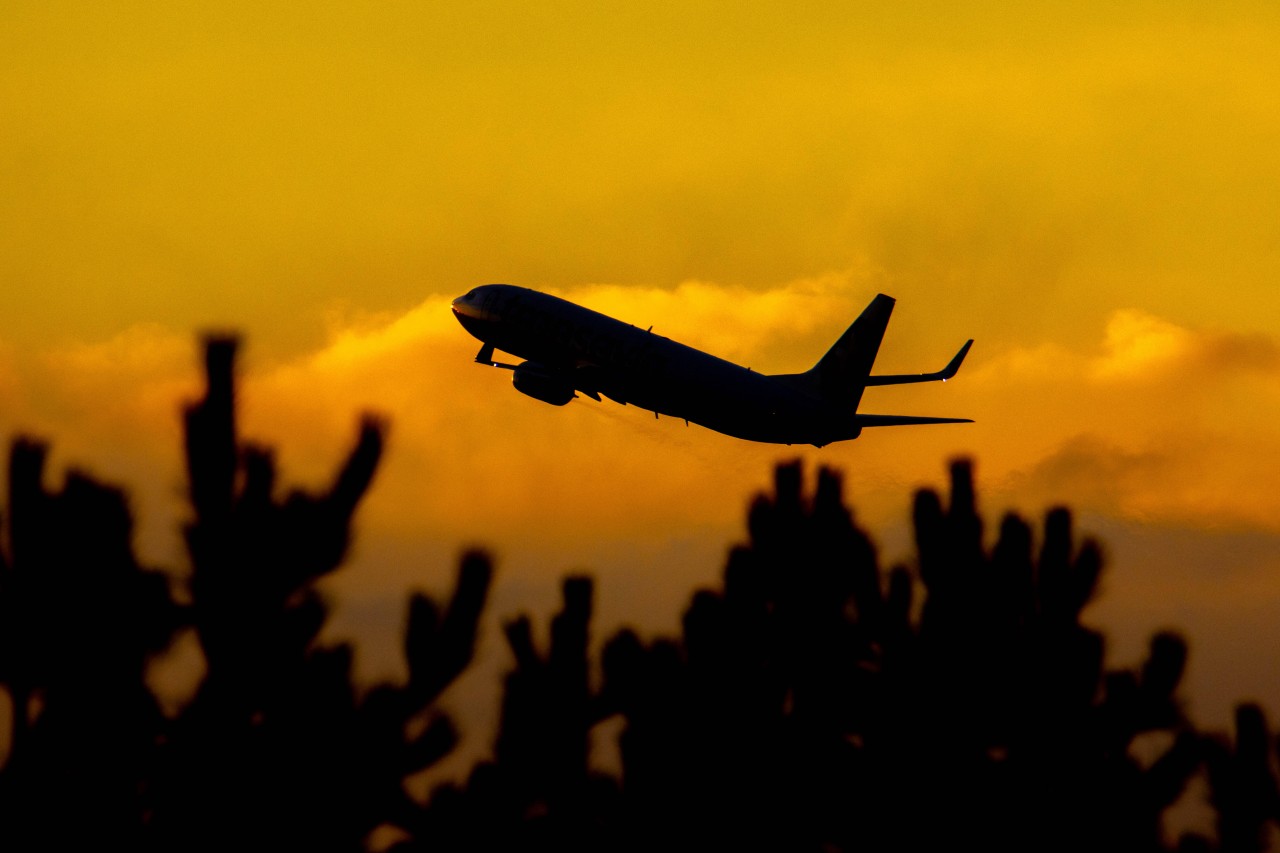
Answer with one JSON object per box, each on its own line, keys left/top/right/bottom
{"left": 452, "top": 290, "right": 485, "bottom": 323}
{"left": 452, "top": 287, "right": 497, "bottom": 321}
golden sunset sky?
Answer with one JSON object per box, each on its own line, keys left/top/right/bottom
{"left": 3, "top": 1, "right": 1279, "bottom": 737}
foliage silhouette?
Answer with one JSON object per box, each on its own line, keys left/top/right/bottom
{"left": 2, "top": 337, "right": 489, "bottom": 852}
{"left": 0, "top": 438, "right": 179, "bottom": 848}
{"left": 0, "top": 336, "right": 1276, "bottom": 851}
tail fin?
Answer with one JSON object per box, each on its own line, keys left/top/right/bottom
{"left": 804, "top": 293, "right": 894, "bottom": 413}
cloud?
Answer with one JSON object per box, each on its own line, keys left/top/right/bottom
{"left": 971, "top": 308, "right": 1280, "bottom": 389}
{"left": 966, "top": 341, "right": 1082, "bottom": 385}
{"left": 1089, "top": 309, "right": 1280, "bottom": 383}
{"left": 5, "top": 285, "right": 1279, "bottom": 585}
{"left": 4, "top": 284, "right": 1280, "bottom": 745}
{"left": 1008, "top": 433, "right": 1191, "bottom": 520}
{"left": 1089, "top": 310, "right": 1195, "bottom": 381}
{"left": 1200, "top": 329, "right": 1280, "bottom": 376}
{"left": 551, "top": 272, "right": 873, "bottom": 370}
{"left": 950, "top": 307, "right": 1280, "bottom": 533}
{"left": 233, "top": 276, "right": 879, "bottom": 539}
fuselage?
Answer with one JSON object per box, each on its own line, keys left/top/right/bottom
{"left": 451, "top": 284, "right": 853, "bottom": 445}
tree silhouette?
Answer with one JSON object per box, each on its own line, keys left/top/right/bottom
{"left": 0, "top": 438, "right": 180, "bottom": 849}
{"left": 1, "top": 337, "right": 490, "bottom": 852}
{"left": 0, "top": 336, "right": 1276, "bottom": 851}
{"left": 414, "top": 461, "right": 1213, "bottom": 852}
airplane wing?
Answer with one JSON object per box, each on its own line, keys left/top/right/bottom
{"left": 474, "top": 342, "right": 611, "bottom": 402}
{"left": 865, "top": 340, "right": 973, "bottom": 386}
{"left": 854, "top": 414, "right": 973, "bottom": 427}
{"left": 473, "top": 342, "right": 521, "bottom": 370}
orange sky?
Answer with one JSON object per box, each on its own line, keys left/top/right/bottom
{"left": 3, "top": 2, "right": 1280, "bottom": 739}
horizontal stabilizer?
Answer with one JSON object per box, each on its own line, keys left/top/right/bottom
{"left": 855, "top": 414, "right": 974, "bottom": 427}
{"left": 866, "top": 339, "right": 973, "bottom": 386}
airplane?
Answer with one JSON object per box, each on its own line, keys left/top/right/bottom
{"left": 451, "top": 284, "right": 972, "bottom": 447}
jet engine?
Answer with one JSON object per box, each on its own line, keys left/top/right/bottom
{"left": 512, "top": 361, "right": 576, "bottom": 406}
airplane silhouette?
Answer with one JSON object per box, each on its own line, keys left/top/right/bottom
{"left": 452, "top": 285, "right": 972, "bottom": 447}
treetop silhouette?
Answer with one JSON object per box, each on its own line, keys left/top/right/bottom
{"left": 0, "top": 336, "right": 1273, "bottom": 852}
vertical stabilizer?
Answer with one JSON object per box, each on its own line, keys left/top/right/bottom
{"left": 809, "top": 293, "right": 894, "bottom": 413}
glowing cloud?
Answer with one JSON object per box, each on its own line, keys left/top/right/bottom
{"left": 1090, "top": 310, "right": 1196, "bottom": 381}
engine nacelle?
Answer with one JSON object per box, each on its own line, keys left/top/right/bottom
{"left": 512, "top": 361, "right": 576, "bottom": 406}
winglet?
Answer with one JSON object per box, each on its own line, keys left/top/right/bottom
{"left": 865, "top": 339, "right": 974, "bottom": 386}
{"left": 474, "top": 342, "right": 519, "bottom": 370}
{"left": 939, "top": 339, "right": 973, "bottom": 381}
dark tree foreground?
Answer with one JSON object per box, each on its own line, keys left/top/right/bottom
{"left": 0, "top": 337, "right": 1277, "bottom": 852}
